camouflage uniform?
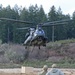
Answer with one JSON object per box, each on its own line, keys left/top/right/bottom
{"left": 39, "top": 71, "right": 48, "bottom": 75}
{"left": 39, "top": 65, "right": 48, "bottom": 75}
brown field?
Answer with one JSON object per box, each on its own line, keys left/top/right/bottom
{"left": 0, "top": 68, "right": 75, "bottom": 75}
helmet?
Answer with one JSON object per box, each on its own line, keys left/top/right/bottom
{"left": 52, "top": 64, "right": 57, "bottom": 68}
{"left": 43, "top": 65, "right": 48, "bottom": 71}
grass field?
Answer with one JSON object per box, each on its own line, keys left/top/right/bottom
{"left": 22, "top": 60, "right": 75, "bottom": 68}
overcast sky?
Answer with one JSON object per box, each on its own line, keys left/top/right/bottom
{"left": 0, "top": 0, "right": 75, "bottom": 16}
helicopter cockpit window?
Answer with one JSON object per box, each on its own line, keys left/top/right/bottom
{"left": 38, "top": 27, "right": 42, "bottom": 30}
{"left": 30, "top": 28, "right": 35, "bottom": 35}
{"left": 39, "top": 27, "right": 45, "bottom": 33}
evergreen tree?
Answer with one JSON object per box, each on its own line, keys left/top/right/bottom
{"left": 37, "top": 5, "right": 47, "bottom": 23}
{"left": 0, "top": 4, "right": 75, "bottom": 44}
{"left": 47, "top": 6, "right": 58, "bottom": 41}
{"left": 0, "top": 5, "right": 19, "bottom": 43}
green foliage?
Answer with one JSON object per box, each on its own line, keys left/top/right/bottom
{"left": 0, "top": 4, "right": 75, "bottom": 43}
{"left": 23, "top": 60, "right": 52, "bottom": 68}
{"left": 23, "top": 60, "right": 75, "bottom": 68}
{"left": 0, "top": 63, "right": 21, "bottom": 68}
{"left": 47, "top": 38, "right": 75, "bottom": 49}
{"left": 0, "top": 39, "right": 2, "bottom": 44}
{"left": 0, "top": 60, "right": 75, "bottom": 68}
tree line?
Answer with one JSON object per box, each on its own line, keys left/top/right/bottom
{"left": 0, "top": 4, "right": 75, "bottom": 43}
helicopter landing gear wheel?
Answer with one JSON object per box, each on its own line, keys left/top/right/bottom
{"left": 25, "top": 46, "right": 27, "bottom": 49}
{"left": 38, "top": 46, "right": 40, "bottom": 49}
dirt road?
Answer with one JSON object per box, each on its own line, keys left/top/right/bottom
{"left": 0, "top": 68, "right": 75, "bottom": 75}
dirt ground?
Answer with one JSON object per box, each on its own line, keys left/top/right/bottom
{"left": 0, "top": 68, "right": 75, "bottom": 75}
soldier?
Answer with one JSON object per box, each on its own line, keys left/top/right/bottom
{"left": 39, "top": 65, "right": 48, "bottom": 75}
{"left": 46, "top": 64, "right": 64, "bottom": 75}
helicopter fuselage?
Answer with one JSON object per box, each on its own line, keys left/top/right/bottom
{"left": 24, "top": 26, "right": 48, "bottom": 48}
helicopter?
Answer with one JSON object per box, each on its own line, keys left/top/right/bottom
{"left": 18, "top": 24, "right": 48, "bottom": 49}
{"left": 0, "top": 18, "right": 71, "bottom": 49}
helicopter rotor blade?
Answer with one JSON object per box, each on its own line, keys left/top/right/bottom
{"left": 17, "top": 27, "right": 30, "bottom": 30}
{"left": 0, "top": 18, "right": 33, "bottom": 24}
{"left": 44, "top": 19, "right": 71, "bottom": 25}
{"left": 41, "top": 19, "right": 71, "bottom": 26}
{"left": 42, "top": 22, "right": 68, "bottom": 27}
